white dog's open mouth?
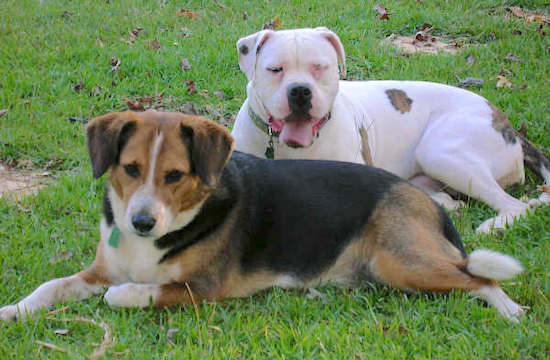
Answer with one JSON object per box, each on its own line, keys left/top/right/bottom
{"left": 268, "top": 113, "right": 329, "bottom": 148}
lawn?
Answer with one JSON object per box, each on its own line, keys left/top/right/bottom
{"left": 1, "top": 0, "right": 549, "bottom": 358}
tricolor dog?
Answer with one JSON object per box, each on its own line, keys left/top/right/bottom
{"left": 0, "top": 111, "right": 525, "bottom": 321}
{"left": 231, "top": 27, "right": 550, "bottom": 233}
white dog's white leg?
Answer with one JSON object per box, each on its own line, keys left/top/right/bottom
{"left": 409, "top": 175, "right": 465, "bottom": 210}
{"left": 0, "top": 273, "right": 105, "bottom": 320}
{"left": 415, "top": 145, "right": 528, "bottom": 233}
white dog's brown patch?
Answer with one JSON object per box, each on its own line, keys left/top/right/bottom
{"left": 385, "top": 89, "right": 412, "bottom": 114}
{"left": 487, "top": 102, "right": 517, "bottom": 144}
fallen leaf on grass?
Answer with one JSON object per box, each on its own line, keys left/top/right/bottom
{"left": 458, "top": 77, "right": 483, "bottom": 88}
{"left": 124, "top": 97, "right": 145, "bottom": 111}
{"left": 35, "top": 340, "right": 67, "bottom": 353}
{"left": 49, "top": 251, "right": 73, "bottom": 265}
{"left": 374, "top": 4, "right": 391, "bottom": 20}
{"left": 61, "top": 11, "right": 73, "bottom": 18}
{"left": 496, "top": 75, "right": 513, "bottom": 88}
{"left": 243, "top": 12, "right": 248, "bottom": 20}
{"left": 96, "top": 39, "right": 104, "bottom": 48}
{"left": 185, "top": 79, "right": 196, "bottom": 94}
{"left": 54, "top": 329, "right": 69, "bottom": 336}
{"left": 122, "top": 27, "right": 144, "bottom": 44}
{"left": 499, "top": 68, "right": 513, "bottom": 76}
{"left": 382, "top": 325, "right": 409, "bottom": 338}
{"left": 505, "top": 53, "right": 523, "bottom": 62}
{"left": 177, "top": 9, "right": 200, "bottom": 19}
{"left": 110, "top": 57, "right": 121, "bottom": 74}
{"left": 73, "top": 80, "right": 84, "bottom": 93}
{"left": 263, "top": 16, "right": 281, "bottom": 30}
{"left": 180, "top": 58, "right": 191, "bottom": 70}
{"left": 465, "top": 54, "right": 476, "bottom": 64}
{"left": 214, "top": 0, "right": 229, "bottom": 10}
{"left": 167, "top": 328, "right": 179, "bottom": 342}
{"left": 181, "top": 103, "right": 198, "bottom": 114}
{"left": 507, "top": 6, "right": 550, "bottom": 25}
{"left": 213, "top": 90, "right": 226, "bottom": 99}
{"left": 92, "top": 86, "right": 101, "bottom": 96}
{"left": 0, "top": 109, "right": 7, "bottom": 118}
{"left": 148, "top": 38, "right": 161, "bottom": 51}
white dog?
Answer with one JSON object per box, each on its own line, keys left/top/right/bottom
{"left": 231, "top": 27, "right": 550, "bottom": 233}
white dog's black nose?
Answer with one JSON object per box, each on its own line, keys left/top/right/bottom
{"left": 287, "top": 83, "right": 312, "bottom": 113}
{"left": 132, "top": 213, "right": 156, "bottom": 234}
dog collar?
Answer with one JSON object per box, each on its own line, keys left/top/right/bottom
{"left": 248, "top": 105, "right": 331, "bottom": 159}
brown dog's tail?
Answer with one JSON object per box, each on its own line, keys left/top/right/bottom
{"left": 466, "top": 250, "right": 523, "bottom": 281}
{"left": 517, "top": 132, "right": 550, "bottom": 185}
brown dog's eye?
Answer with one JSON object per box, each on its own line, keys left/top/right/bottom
{"left": 165, "top": 170, "right": 184, "bottom": 184}
{"left": 123, "top": 164, "right": 140, "bottom": 178}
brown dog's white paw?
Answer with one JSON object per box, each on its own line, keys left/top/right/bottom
{"left": 104, "top": 283, "right": 158, "bottom": 308}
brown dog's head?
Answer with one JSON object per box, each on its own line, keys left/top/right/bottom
{"left": 86, "top": 111, "right": 233, "bottom": 238}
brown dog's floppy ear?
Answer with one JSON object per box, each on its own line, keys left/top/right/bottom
{"left": 180, "top": 119, "right": 234, "bottom": 187}
{"left": 86, "top": 112, "right": 137, "bottom": 178}
{"left": 314, "top": 27, "right": 346, "bottom": 78}
{"left": 236, "top": 30, "right": 274, "bottom": 81}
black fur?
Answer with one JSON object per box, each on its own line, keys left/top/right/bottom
{"left": 103, "top": 187, "right": 114, "bottom": 226}
{"left": 153, "top": 152, "right": 469, "bottom": 281}
{"left": 438, "top": 206, "right": 467, "bottom": 258}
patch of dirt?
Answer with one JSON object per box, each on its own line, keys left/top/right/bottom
{"left": 384, "top": 33, "right": 461, "bottom": 55}
{"left": 0, "top": 163, "right": 51, "bottom": 199}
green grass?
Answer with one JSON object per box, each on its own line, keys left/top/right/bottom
{"left": 1, "top": 0, "right": 549, "bottom": 358}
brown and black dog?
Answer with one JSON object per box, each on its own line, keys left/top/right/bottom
{"left": 0, "top": 111, "right": 524, "bottom": 321}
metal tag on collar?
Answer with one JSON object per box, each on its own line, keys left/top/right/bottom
{"left": 265, "top": 128, "right": 275, "bottom": 159}
{"left": 108, "top": 227, "right": 121, "bottom": 248}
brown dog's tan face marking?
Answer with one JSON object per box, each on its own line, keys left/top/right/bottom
{"left": 87, "top": 111, "right": 233, "bottom": 238}
{"left": 385, "top": 89, "right": 412, "bottom": 114}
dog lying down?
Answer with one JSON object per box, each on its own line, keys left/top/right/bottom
{"left": 0, "top": 111, "right": 524, "bottom": 321}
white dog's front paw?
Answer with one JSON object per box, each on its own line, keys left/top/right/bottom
{"left": 476, "top": 211, "right": 525, "bottom": 234}
{"left": 104, "top": 283, "right": 158, "bottom": 308}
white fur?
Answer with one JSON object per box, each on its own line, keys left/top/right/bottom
{"left": 471, "top": 286, "right": 523, "bottom": 321}
{"left": 467, "top": 250, "right": 523, "bottom": 281}
{"left": 104, "top": 283, "right": 160, "bottom": 308}
{"left": 232, "top": 28, "right": 548, "bottom": 234}
{"left": 0, "top": 275, "right": 103, "bottom": 320}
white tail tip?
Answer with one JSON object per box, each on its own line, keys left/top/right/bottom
{"left": 467, "top": 249, "right": 523, "bottom": 281}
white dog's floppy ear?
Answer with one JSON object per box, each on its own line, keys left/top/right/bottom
{"left": 314, "top": 27, "right": 346, "bottom": 78}
{"left": 236, "top": 30, "right": 274, "bottom": 81}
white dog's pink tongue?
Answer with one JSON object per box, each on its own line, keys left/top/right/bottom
{"left": 279, "top": 122, "right": 314, "bottom": 148}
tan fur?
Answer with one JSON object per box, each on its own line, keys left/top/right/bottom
{"left": 385, "top": 89, "right": 412, "bottom": 114}
{"left": 359, "top": 126, "right": 373, "bottom": 165}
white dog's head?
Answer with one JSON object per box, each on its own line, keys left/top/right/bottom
{"left": 237, "top": 27, "right": 346, "bottom": 148}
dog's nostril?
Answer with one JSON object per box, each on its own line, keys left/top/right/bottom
{"left": 287, "top": 83, "right": 312, "bottom": 101}
{"left": 131, "top": 213, "right": 156, "bottom": 233}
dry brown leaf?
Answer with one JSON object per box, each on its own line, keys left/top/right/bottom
{"left": 167, "top": 328, "right": 179, "bottom": 342}
{"left": 148, "top": 38, "right": 161, "bottom": 51}
{"left": 92, "top": 86, "right": 101, "bottom": 96}
{"left": 214, "top": 0, "right": 229, "bottom": 10}
{"left": 73, "top": 81, "right": 84, "bottom": 93}
{"left": 61, "top": 11, "right": 73, "bottom": 18}
{"left": 507, "top": 6, "right": 550, "bottom": 25}
{"left": 124, "top": 97, "right": 145, "bottom": 111}
{"left": 243, "top": 12, "right": 248, "bottom": 20}
{"left": 181, "top": 58, "right": 191, "bottom": 70}
{"left": 499, "top": 68, "right": 513, "bottom": 76}
{"left": 505, "top": 53, "right": 523, "bottom": 62}
{"left": 374, "top": 4, "right": 391, "bottom": 20}
{"left": 49, "top": 250, "right": 74, "bottom": 265}
{"left": 263, "top": 16, "right": 281, "bottom": 30}
{"left": 110, "top": 57, "right": 121, "bottom": 74}
{"left": 185, "top": 80, "right": 196, "bottom": 94}
{"left": 181, "top": 103, "right": 198, "bottom": 114}
{"left": 54, "top": 329, "right": 69, "bottom": 336}
{"left": 382, "top": 325, "right": 409, "bottom": 338}
{"left": 213, "top": 90, "right": 226, "bottom": 99}
{"left": 459, "top": 77, "right": 483, "bottom": 88}
{"left": 177, "top": 9, "right": 200, "bottom": 19}
{"left": 386, "top": 33, "right": 459, "bottom": 54}
{"left": 465, "top": 54, "right": 476, "bottom": 64}
{"left": 96, "top": 39, "right": 104, "bottom": 48}
{"left": 496, "top": 75, "right": 513, "bottom": 88}
{"left": 0, "top": 109, "right": 8, "bottom": 118}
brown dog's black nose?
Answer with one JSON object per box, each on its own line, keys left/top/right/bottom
{"left": 132, "top": 213, "right": 156, "bottom": 234}
{"left": 287, "top": 83, "right": 312, "bottom": 114}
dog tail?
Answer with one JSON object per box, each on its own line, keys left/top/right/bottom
{"left": 466, "top": 250, "right": 523, "bottom": 281}
{"left": 517, "top": 132, "right": 550, "bottom": 185}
